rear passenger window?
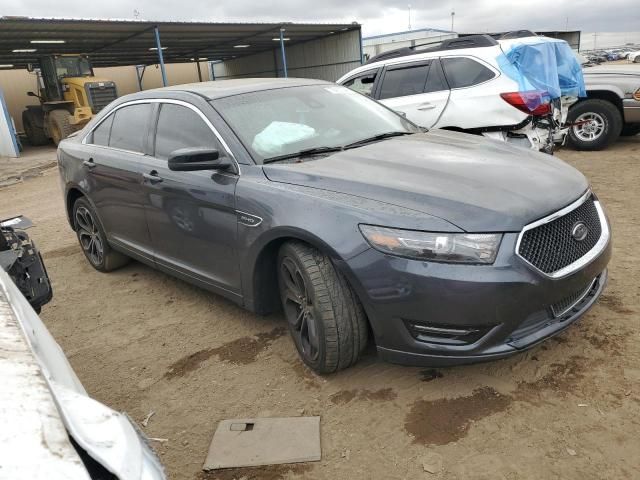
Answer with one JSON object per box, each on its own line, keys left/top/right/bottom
{"left": 424, "top": 62, "right": 448, "bottom": 93}
{"left": 90, "top": 114, "right": 113, "bottom": 146}
{"left": 342, "top": 70, "right": 378, "bottom": 97}
{"left": 441, "top": 57, "right": 495, "bottom": 88}
{"left": 379, "top": 64, "right": 430, "bottom": 99}
{"left": 109, "top": 103, "right": 152, "bottom": 153}
{"left": 154, "top": 103, "right": 220, "bottom": 160}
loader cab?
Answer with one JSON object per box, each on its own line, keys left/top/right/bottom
{"left": 38, "top": 55, "right": 94, "bottom": 102}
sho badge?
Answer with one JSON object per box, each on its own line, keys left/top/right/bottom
{"left": 571, "top": 222, "right": 589, "bottom": 242}
{"left": 236, "top": 211, "right": 263, "bottom": 227}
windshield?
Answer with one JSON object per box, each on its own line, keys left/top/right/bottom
{"left": 211, "top": 84, "right": 420, "bottom": 163}
{"left": 55, "top": 56, "right": 93, "bottom": 78}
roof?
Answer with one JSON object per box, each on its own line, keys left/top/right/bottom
{"left": 363, "top": 27, "right": 454, "bottom": 40}
{"left": 0, "top": 17, "right": 360, "bottom": 69}
{"left": 157, "top": 77, "right": 330, "bottom": 99}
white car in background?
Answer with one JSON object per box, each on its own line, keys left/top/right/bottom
{"left": 628, "top": 51, "right": 640, "bottom": 63}
{"left": 0, "top": 263, "right": 165, "bottom": 479}
{"left": 337, "top": 32, "right": 583, "bottom": 153}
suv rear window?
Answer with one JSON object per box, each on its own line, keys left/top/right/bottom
{"left": 441, "top": 57, "right": 495, "bottom": 88}
{"left": 342, "top": 70, "right": 378, "bottom": 97}
{"left": 379, "top": 64, "right": 430, "bottom": 99}
{"left": 109, "top": 103, "right": 152, "bottom": 153}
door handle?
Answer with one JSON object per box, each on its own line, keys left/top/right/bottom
{"left": 417, "top": 103, "right": 436, "bottom": 111}
{"left": 82, "top": 158, "right": 96, "bottom": 170}
{"left": 142, "top": 171, "right": 163, "bottom": 184}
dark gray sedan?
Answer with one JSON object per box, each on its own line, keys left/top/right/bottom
{"left": 57, "top": 78, "right": 611, "bottom": 373}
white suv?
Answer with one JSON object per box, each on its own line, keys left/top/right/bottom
{"left": 337, "top": 34, "right": 579, "bottom": 153}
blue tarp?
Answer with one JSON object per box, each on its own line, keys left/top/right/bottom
{"left": 497, "top": 38, "right": 586, "bottom": 110}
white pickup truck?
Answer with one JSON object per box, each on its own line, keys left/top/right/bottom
{"left": 567, "top": 62, "right": 640, "bottom": 150}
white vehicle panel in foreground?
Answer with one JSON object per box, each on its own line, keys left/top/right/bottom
{"left": 0, "top": 267, "right": 165, "bottom": 480}
{"left": 0, "top": 285, "right": 89, "bottom": 480}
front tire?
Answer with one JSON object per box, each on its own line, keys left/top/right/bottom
{"left": 48, "top": 109, "right": 75, "bottom": 145}
{"left": 277, "top": 241, "right": 368, "bottom": 374}
{"left": 567, "top": 99, "right": 622, "bottom": 151}
{"left": 73, "top": 198, "right": 129, "bottom": 272}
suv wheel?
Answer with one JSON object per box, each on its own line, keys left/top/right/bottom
{"left": 567, "top": 99, "right": 622, "bottom": 151}
{"left": 73, "top": 198, "right": 129, "bottom": 272}
{"left": 277, "top": 241, "right": 368, "bottom": 373}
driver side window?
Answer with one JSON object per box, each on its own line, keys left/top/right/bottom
{"left": 154, "top": 103, "right": 221, "bottom": 160}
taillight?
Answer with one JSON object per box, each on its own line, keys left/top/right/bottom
{"left": 500, "top": 91, "right": 552, "bottom": 116}
{"left": 634, "top": 88, "right": 640, "bottom": 101}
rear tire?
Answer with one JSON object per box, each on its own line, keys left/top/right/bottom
{"left": 72, "top": 197, "right": 129, "bottom": 272}
{"left": 567, "top": 99, "right": 622, "bottom": 151}
{"left": 22, "top": 110, "right": 49, "bottom": 146}
{"left": 48, "top": 109, "right": 75, "bottom": 145}
{"left": 620, "top": 124, "right": 640, "bottom": 137}
{"left": 277, "top": 241, "right": 368, "bottom": 374}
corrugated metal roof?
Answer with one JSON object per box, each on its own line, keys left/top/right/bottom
{"left": 0, "top": 17, "right": 360, "bottom": 69}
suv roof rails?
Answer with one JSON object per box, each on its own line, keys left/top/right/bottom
{"left": 364, "top": 34, "right": 499, "bottom": 65}
{"left": 499, "top": 30, "right": 538, "bottom": 39}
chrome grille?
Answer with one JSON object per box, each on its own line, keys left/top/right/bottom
{"left": 518, "top": 194, "right": 603, "bottom": 276}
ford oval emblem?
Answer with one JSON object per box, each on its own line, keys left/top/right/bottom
{"left": 571, "top": 222, "right": 589, "bottom": 242}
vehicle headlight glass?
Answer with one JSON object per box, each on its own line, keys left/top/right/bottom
{"left": 359, "top": 225, "right": 502, "bottom": 264}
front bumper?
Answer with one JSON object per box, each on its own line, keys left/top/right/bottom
{"left": 622, "top": 98, "right": 640, "bottom": 123}
{"left": 342, "top": 231, "right": 611, "bottom": 367}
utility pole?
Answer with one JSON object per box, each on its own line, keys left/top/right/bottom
{"left": 451, "top": 10, "right": 455, "bottom": 32}
{"left": 408, "top": 4, "right": 412, "bottom": 30}
{"left": 593, "top": 32, "right": 598, "bottom": 50}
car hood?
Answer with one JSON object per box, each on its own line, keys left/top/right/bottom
{"left": 262, "top": 130, "right": 588, "bottom": 232}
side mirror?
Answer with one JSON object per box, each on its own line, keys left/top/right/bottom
{"left": 168, "top": 147, "right": 231, "bottom": 172}
{"left": 27, "top": 91, "right": 37, "bottom": 97}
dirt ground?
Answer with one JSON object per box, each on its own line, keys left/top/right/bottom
{"left": 1, "top": 137, "right": 639, "bottom": 480}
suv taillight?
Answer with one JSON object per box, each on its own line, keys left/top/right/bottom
{"left": 500, "top": 91, "right": 552, "bottom": 116}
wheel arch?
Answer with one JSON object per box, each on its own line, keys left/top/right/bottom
{"left": 581, "top": 90, "right": 624, "bottom": 115}
{"left": 244, "top": 227, "right": 361, "bottom": 316}
{"left": 65, "top": 186, "right": 103, "bottom": 232}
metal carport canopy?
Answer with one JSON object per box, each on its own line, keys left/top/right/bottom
{"left": 0, "top": 17, "right": 361, "bottom": 69}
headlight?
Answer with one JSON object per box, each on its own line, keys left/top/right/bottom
{"left": 359, "top": 225, "right": 502, "bottom": 264}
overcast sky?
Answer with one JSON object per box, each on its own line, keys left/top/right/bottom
{"left": 3, "top": 0, "right": 639, "bottom": 46}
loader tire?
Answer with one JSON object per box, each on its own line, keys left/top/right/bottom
{"left": 48, "top": 109, "right": 75, "bottom": 145}
{"left": 22, "top": 110, "right": 49, "bottom": 146}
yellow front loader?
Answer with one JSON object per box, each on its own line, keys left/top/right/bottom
{"left": 22, "top": 55, "right": 117, "bottom": 145}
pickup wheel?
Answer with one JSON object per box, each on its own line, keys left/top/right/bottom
{"left": 73, "top": 198, "right": 129, "bottom": 272}
{"left": 567, "top": 99, "right": 622, "bottom": 151}
{"left": 278, "top": 241, "right": 368, "bottom": 374}
{"left": 620, "top": 124, "right": 640, "bottom": 137}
